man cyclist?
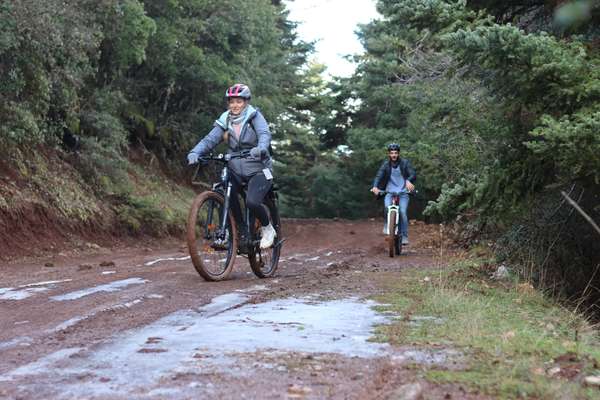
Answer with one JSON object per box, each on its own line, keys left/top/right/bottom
{"left": 187, "top": 83, "right": 276, "bottom": 249}
{"left": 370, "top": 143, "right": 416, "bottom": 245}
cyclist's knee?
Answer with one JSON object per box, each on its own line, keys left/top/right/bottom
{"left": 246, "top": 198, "right": 262, "bottom": 211}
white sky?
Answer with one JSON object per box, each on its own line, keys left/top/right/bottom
{"left": 285, "top": 0, "right": 380, "bottom": 77}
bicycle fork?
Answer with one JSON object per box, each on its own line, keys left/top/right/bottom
{"left": 217, "top": 181, "right": 233, "bottom": 241}
{"left": 386, "top": 204, "right": 400, "bottom": 235}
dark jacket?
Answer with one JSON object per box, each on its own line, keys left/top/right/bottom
{"left": 190, "top": 105, "right": 272, "bottom": 179}
{"left": 372, "top": 158, "right": 416, "bottom": 191}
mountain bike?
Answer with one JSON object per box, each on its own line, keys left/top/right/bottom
{"left": 379, "top": 191, "right": 404, "bottom": 257}
{"left": 187, "top": 151, "right": 283, "bottom": 281}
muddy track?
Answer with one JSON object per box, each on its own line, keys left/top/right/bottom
{"left": 0, "top": 219, "right": 478, "bottom": 400}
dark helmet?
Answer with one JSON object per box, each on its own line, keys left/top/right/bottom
{"left": 387, "top": 143, "right": 400, "bottom": 151}
{"left": 225, "top": 83, "right": 251, "bottom": 100}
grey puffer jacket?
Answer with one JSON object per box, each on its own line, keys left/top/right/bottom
{"left": 189, "top": 105, "right": 273, "bottom": 179}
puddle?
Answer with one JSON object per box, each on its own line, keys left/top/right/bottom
{"left": 49, "top": 296, "right": 155, "bottom": 333}
{"left": 0, "top": 279, "right": 73, "bottom": 301}
{"left": 235, "top": 285, "right": 269, "bottom": 293}
{"left": 20, "top": 279, "right": 73, "bottom": 288}
{"left": 51, "top": 316, "right": 89, "bottom": 332}
{"left": 195, "top": 292, "right": 248, "bottom": 316}
{"left": 0, "top": 295, "right": 389, "bottom": 397}
{"left": 50, "top": 278, "right": 148, "bottom": 301}
{"left": 144, "top": 256, "right": 190, "bottom": 266}
{"left": 0, "top": 286, "right": 50, "bottom": 300}
{"left": 0, "top": 336, "right": 33, "bottom": 350}
{"left": 0, "top": 348, "right": 84, "bottom": 380}
{"left": 113, "top": 299, "right": 143, "bottom": 309}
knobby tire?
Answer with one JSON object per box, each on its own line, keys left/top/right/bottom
{"left": 187, "top": 191, "right": 238, "bottom": 281}
{"left": 249, "top": 197, "right": 281, "bottom": 278}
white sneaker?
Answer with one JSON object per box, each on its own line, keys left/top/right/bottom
{"left": 260, "top": 223, "right": 276, "bottom": 249}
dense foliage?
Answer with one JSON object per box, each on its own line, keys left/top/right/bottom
{"left": 337, "top": 0, "right": 600, "bottom": 305}
{"left": 0, "top": 0, "right": 313, "bottom": 228}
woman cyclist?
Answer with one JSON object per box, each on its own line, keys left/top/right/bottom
{"left": 187, "top": 83, "right": 276, "bottom": 249}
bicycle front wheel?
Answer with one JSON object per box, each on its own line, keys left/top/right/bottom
{"left": 249, "top": 197, "right": 281, "bottom": 278}
{"left": 388, "top": 210, "right": 397, "bottom": 258}
{"left": 187, "top": 191, "right": 238, "bottom": 281}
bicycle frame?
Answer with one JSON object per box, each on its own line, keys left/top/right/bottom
{"left": 193, "top": 151, "right": 261, "bottom": 253}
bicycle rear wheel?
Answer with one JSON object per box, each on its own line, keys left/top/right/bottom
{"left": 249, "top": 197, "right": 281, "bottom": 278}
{"left": 187, "top": 191, "right": 238, "bottom": 281}
{"left": 388, "top": 210, "right": 397, "bottom": 258}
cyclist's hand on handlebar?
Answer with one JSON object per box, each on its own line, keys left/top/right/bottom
{"left": 187, "top": 152, "right": 200, "bottom": 165}
{"left": 250, "top": 146, "right": 267, "bottom": 159}
{"left": 406, "top": 181, "right": 415, "bottom": 192}
{"left": 370, "top": 187, "right": 381, "bottom": 196}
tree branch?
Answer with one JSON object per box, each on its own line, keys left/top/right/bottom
{"left": 561, "top": 191, "right": 600, "bottom": 237}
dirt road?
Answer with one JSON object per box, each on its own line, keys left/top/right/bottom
{"left": 0, "top": 219, "right": 465, "bottom": 399}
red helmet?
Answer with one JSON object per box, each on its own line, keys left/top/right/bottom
{"left": 225, "top": 83, "right": 251, "bottom": 100}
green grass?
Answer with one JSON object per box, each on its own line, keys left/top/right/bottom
{"left": 115, "top": 163, "right": 195, "bottom": 235}
{"left": 0, "top": 148, "right": 101, "bottom": 222}
{"left": 374, "top": 258, "right": 600, "bottom": 399}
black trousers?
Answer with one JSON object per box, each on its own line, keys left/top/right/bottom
{"left": 229, "top": 172, "right": 272, "bottom": 227}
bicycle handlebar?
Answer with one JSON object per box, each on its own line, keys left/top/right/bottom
{"left": 194, "top": 150, "right": 252, "bottom": 165}
{"left": 375, "top": 189, "right": 418, "bottom": 197}
{"left": 378, "top": 190, "right": 402, "bottom": 196}
{"left": 189, "top": 151, "right": 253, "bottom": 187}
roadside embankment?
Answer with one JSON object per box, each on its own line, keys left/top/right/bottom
{"left": 0, "top": 147, "right": 193, "bottom": 260}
